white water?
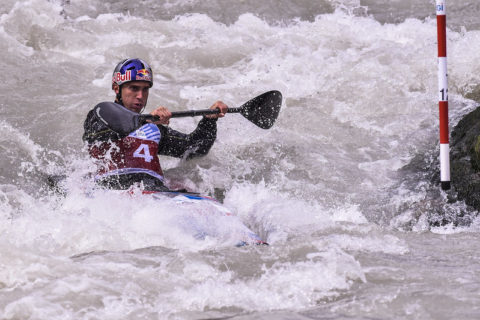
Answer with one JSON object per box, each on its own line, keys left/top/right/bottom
{"left": 1, "top": 0, "right": 480, "bottom": 319}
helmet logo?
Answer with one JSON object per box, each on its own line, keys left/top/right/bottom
{"left": 136, "top": 69, "right": 152, "bottom": 82}
{"left": 113, "top": 70, "right": 132, "bottom": 84}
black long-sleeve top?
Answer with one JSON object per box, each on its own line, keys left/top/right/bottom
{"left": 82, "top": 102, "right": 218, "bottom": 159}
{"left": 82, "top": 101, "right": 218, "bottom": 191}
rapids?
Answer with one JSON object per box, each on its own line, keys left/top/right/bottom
{"left": 1, "top": 0, "right": 480, "bottom": 319}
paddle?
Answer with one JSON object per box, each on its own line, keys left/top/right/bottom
{"left": 93, "top": 90, "right": 282, "bottom": 135}
{"left": 140, "top": 90, "right": 282, "bottom": 129}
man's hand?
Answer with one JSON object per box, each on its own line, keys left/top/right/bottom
{"left": 205, "top": 101, "right": 228, "bottom": 119}
{"left": 149, "top": 106, "right": 172, "bottom": 125}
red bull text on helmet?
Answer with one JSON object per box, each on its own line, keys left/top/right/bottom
{"left": 112, "top": 70, "right": 132, "bottom": 85}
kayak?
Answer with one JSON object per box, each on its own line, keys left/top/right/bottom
{"left": 47, "top": 175, "right": 267, "bottom": 246}
{"left": 141, "top": 189, "right": 267, "bottom": 246}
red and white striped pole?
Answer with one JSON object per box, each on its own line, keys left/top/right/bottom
{"left": 436, "top": 0, "right": 450, "bottom": 190}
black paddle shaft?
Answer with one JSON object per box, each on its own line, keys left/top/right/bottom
{"left": 142, "top": 90, "right": 282, "bottom": 129}
{"left": 169, "top": 108, "right": 237, "bottom": 118}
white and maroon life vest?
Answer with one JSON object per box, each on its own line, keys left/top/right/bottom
{"left": 88, "top": 123, "right": 164, "bottom": 182}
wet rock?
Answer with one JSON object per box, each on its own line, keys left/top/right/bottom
{"left": 450, "top": 106, "right": 480, "bottom": 211}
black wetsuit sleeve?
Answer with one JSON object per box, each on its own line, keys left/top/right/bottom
{"left": 157, "top": 117, "right": 217, "bottom": 159}
{"left": 82, "top": 102, "right": 143, "bottom": 143}
{"left": 83, "top": 108, "right": 121, "bottom": 143}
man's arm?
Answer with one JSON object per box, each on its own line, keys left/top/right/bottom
{"left": 82, "top": 108, "right": 121, "bottom": 143}
{"left": 157, "top": 117, "right": 217, "bottom": 159}
{"left": 82, "top": 102, "right": 143, "bottom": 143}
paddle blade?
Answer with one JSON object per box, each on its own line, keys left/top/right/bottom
{"left": 239, "top": 90, "right": 282, "bottom": 129}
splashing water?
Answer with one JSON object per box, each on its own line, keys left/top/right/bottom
{"left": 1, "top": 0, "right": 480, "bottom": 319}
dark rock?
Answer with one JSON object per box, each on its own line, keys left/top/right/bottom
{"left": 393, "top": 103, "right": 480, "bottom": 228}
{"left": 450, "top": 106, "right": 480, "bottom": 211}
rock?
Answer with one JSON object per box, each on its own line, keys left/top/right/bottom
{"left": 396, "top": 102, "right": 480, "bottom": 227}
{"left": 450, "top": 106, "right": 480, "bottom": 210}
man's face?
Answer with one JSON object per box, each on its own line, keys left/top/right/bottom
{"left": 115, "top": 81, "right": 150, "bottom": 113}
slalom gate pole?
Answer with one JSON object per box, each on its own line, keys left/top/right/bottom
{"left": 436, "top": 0, "right": 450, "bottom": 190}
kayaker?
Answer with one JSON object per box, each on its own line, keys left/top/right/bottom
{"left": 82, "top": 58, "right": 228, "bottom": 191}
